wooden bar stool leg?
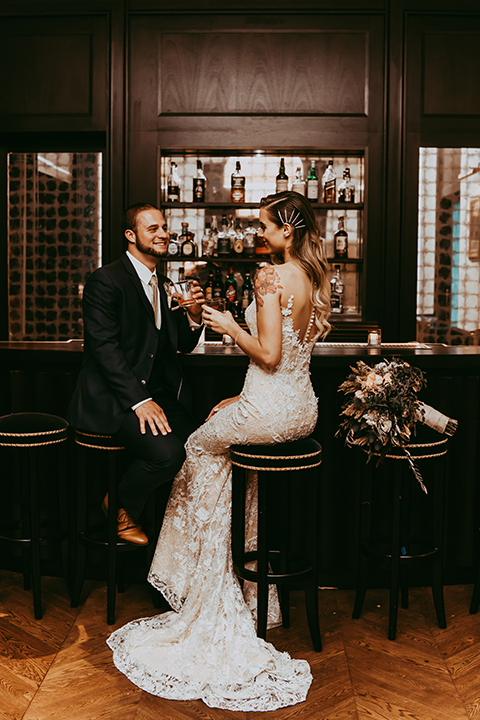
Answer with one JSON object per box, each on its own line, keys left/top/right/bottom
{"left": 29, "top": 449, "right": 42, "bottom": 620}
{"left": 305, "top": 467, "right": 322, "bottom": 652}
{"left": 400, "top": 471, "right": 411, "bottom": 610}
{"left": 353, "top": 459, "right": 372, "bottom": 619}
{"left": 231, "top": 465, "right": 246, "bottom": 581}
{"left": 278, "top": 471, "right": 291, "bottom": 629}
{"left": 388, "top": 463, "right": 402, "bottom": 641}
{"left": 107, "top": 451, "right": 118, "bottom": 625}
{"left": 470, "top": 534, "right": 480, "bottom": 613}
{"left": 432, "top": 456, "right": 446, "bottom": 628}
{"left": 256, "top": 470, "right": 269, "bottom": 640}
{"left": 71, "top": 444, "right": 87, "bottom": 608}
{"left": 19, "top": 449, "right": 31, "bottom": 592}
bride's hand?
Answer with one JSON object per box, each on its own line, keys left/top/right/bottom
{"left": 206, "top": 396, "right": 240, "bottom": 421}
{"left": 202, "top": 306, "right": 236, "bottom": 336}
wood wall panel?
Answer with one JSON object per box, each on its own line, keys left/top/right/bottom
{"left": 0, "top": 35, "right": 91, "bottom": 116}
{"left": 159, "top": 31, "right": 368, "bottom": 116}
{"left": 0, "top": 15, "right": 108, "bottom": 132}
{"left": 423, "top": 31, "right": 480, "bottom": 116}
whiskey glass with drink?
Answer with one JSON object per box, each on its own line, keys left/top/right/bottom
{"left": 163, "top": 280, "right": 195, "bottom": 311}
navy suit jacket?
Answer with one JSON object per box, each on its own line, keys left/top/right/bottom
{"left": 68, "top": 253, "right": 202, "bottom": 434}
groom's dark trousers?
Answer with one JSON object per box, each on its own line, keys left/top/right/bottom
{"left": 68, "top": 253, "right": 202, "bottom": 521}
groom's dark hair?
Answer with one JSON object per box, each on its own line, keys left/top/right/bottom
{"left": 122, "top": 203, "right": 159, "bottom": 234}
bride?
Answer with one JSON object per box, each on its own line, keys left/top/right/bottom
{"left": 107, "top": 190, "right": 331, "bottom": 712}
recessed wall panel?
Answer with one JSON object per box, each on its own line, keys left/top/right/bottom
{"left": 159, "top": 31, "right": 368, "bottom": 116}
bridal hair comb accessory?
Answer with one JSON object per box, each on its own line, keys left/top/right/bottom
{"left": 278, "top": 209, "right": 306, "bottom": 230}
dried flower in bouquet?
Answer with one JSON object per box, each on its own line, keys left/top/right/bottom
{"left": 335, "top": 358, "right": 458, "bottom": 493}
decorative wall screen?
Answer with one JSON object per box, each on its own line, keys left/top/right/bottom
{"left": 417, "top": 147, "right": 480, "bottom": 345}
{"left": 7, "top": 152, "right": 102, "bottom": 341}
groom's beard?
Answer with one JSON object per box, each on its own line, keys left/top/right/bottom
{"left": 134, "top": 233, "right": 167, "bottom": 258}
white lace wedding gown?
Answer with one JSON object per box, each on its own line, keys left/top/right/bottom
{"left": 107, "top": 297, "right": 319, "bottom": 712}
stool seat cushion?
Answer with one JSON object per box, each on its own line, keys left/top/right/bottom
{"left": 74, "top": 429, "right": 125, "bottom": 451}
{"left": 230, "top": 437, "right": 322, "bottom": 471}
{"left": 363, "top": 425, "right": 449, "bottom": 461}
{"left": 0, "top": 412, "right": 69, "bottom": 447}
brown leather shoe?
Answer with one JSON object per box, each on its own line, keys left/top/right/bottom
{"left": 102, "top": 493, "right": 149, "bottom": 546}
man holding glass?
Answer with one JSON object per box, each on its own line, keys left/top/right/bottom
{"left": 68, "top": 203, "right": 205, "bottom": 545}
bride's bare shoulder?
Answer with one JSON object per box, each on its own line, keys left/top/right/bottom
{"left": 253, "top": 264, "right": 283, "bottom": 307}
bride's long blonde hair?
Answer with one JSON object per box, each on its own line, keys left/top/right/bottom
{"left": 259, "top": 191, "right": 331, "bottom": 339}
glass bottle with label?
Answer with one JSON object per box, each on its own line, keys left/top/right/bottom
{"left": 218, "top": 214, "right": 230, "bottom": 256}
{"left": 231, "top": 161, "right": 245, "bottom": 203}
{"left": 204, "top": 267, "right": 214, "bottom": 301}
{"left": 334, "top": 216, "right": 348, "bottom": 259}
{"left": 201, "top": 221, "right": 213, "bottom": 257}
{"left": 227, "top": 215, "right": 238, "bottom": 254}
{"left": 292, "top": 166, "right": 305, "bottom": 195}
{"left": 210, "top": 215, "right": 219, "bottom": 257}
{"left": 167, "top": 161, "right": 181, "bottom": 202}
{"left": 213, "top": 267, "right": 223, "bottom": 299}
{"left": 337, "top": 167, "right": 355, "bottom": 203}
{"left": 233, "top": 217, "right": 244, "bottom": 255}
{"left": 180, "top": 222, "right": 197, "bottom": 258}
{"left": 224, "top": 265, "right": 237, "bottom": 306}
{"left": 243, "top": 220, "right": 256, "bottom": 257}
{"left": 242, "top": 270, "right": 254, "bottom": 317}
{"left": 275, "top": 158, "right": 289, "bottom": 192}
{"left": 322, "top": 160, "right": 336, "bottom": 203}
{"left": 167, "top": 231, "right": 180, "bottom": 256}
{"left": 193, "top": 159, "right": 207, "bottom": 202}
{"left": 330, "top": 265, "right": 344, "bottom": 314}
{"left": 306, "top": 160, "right": 319, "bottom": 202}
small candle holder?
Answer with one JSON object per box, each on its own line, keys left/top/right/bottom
{"left": 367, "top": 329, "right": 382, "bottom": 346}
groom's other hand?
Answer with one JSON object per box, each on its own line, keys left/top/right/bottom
{"left": 135, "top": 400, "right": 172, "bottom": 436}
{"left": 187, "top": 280, "right": 205, "bottom": 323}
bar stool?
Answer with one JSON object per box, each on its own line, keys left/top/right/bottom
{"left": 352, "top": 429, "right": 449, "bottom": 640}
{"left": 0, "top": 412, "right": 69, "bottom": 619}
{"left": 230, "top": 436, "right": 323, "bottom": 652}
{"left": 71, "top": 429, "right": 150, "bottom": 625}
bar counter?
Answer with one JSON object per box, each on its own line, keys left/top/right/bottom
{"left": 1, "top": 340, "right": 479, "bottom": 588}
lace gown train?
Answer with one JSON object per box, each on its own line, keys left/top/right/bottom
{"left": 107, "top": 298, "right": 319, "bottom": 712}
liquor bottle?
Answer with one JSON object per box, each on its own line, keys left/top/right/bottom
{"left": 218, "top": 214, "right": 230, "bottom": 256}
{"left": 330, "top": 265, "right": 344, "bottom": 314}
{"left": 204, "top": 267, "right": 214, "bottom": 301}
{"left": 179, "top": 221, "right": 197, "bottom": 258}
{"left": 337, "top": 167, "right": 355, "bottom": 203}
{"left": 201, "top": 221, "right": 214, "bottom": 257}
{"left": 292, "top": 166, "right": 305, "bottom": 195}
{"left": 178, "top": 265, "right": 186, "bottom": 283}
{"left": 255, "top": 229, "right": 270, "bottom": 255}
{"left": 232, "top": 217, "right": 244, "bottom": 255}
{"left": 334, "top": 216, "right": 348, "bottom": 259}
{"left": 167, "top": 161, "right": 181, "bottom": 202}
{"left": 210, "top": 215, "right": 219, "bottom": 257}
{"left": 306, "top": 160, "right": 319, "bottom": 202}
{"left": 213, "top": 267, "right": 223, "bottom": 298}
{"left": 275, "top": 158, "right": 289, "bottom": 192}
{"left": 167, "top": 231, "right": 180, "bottom": 256}
{"left": 242, "top": 271, "right": 254, "bottom": 316}
{"left": 193, "top": 159, "right": 207, "bottom": 202}
{"left": 243, "top": 220, "right": 256, "bottom": 257}
{"left": 323, "top": 160, "right": 336, "bottom": 203}
{"left": 231, "top": 161, "right": 245, "bottom": 203}
{"left": 224, "top": 265, "right": 237, "bottom": 306}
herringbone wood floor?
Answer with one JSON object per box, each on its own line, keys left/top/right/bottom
{"left": 1, "top": 570, "right": 480, "bottom": 719}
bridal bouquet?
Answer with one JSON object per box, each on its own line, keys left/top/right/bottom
{"left": 336, "top": 358, "right": 458, "bottom": 493}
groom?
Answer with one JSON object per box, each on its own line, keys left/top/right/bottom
{"left": 68, "top": 203, "right": 205, "bottom": 545}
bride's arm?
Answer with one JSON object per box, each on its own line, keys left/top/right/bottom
{"left": 203, "top": 266, "right": 283, "bottom": 369}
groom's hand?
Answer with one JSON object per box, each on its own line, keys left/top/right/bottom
{"left": 135, "top": 400, "right": 172, "bottom": 436}
{"left": 186, "top": 280, "right": 205, "bottom": 324}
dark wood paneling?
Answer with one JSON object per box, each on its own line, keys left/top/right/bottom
{"left": 1, "top": 34, "right": 91, "bottom": 116}
{"left": 0, "top": 15, "right": 108, "bottom": 132}
{"left": 159, "top": 31, "right": 368, "bottom": 116}
{"left": 423, "top": 31, "right": 480, "bottom": 116}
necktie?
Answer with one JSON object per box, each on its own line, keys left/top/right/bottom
{"left": 149, "top": 275, "right": 160, "bottom": 328}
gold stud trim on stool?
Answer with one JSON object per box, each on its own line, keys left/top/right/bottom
{"left": 0, "top": 437, "right": 68, "bottom": 448}
{"left": 0, "top": 427, "right": 67, "bottom": 437}
{"left": 75, "top": 439, "right": 125, "bottom": 451}
{"left": 231, "top": 460, "right": 323, "bottom": 471}
{"left": 368, "top": 449, "right": 448, "bottom": 460}
{"left": 75, "top": 431, "right": 115, "bottom": 439}
{"left": 231, "top": 449, "right": 322, "bottom": 461}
